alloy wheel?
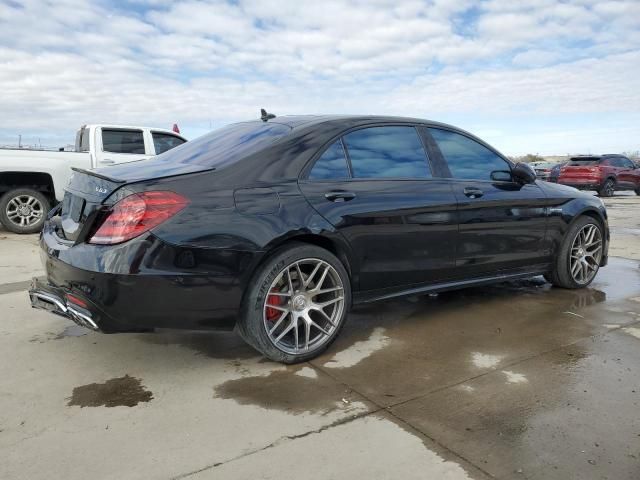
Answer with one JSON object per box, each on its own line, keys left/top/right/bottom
{"left": 5, "top": 195, "right": 44, "bottom": 228}
{"left": 605, "top": 183, "right": 614, "bottom": 196}
{"left": 569, "top": 223, "right": 602, "bottom": 285}
{"left": 263, "top": 258, "right": 345, "bottom": 355}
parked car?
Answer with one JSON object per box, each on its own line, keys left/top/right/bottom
{"left": 558, "top": 154, "right": 640, "bottom": 197}
{"left": 29, "top": 114, "right": 609, "bottom": 363}
{"left": 531, "top": 161, "right": 558, "bottom": 181}
{"left": 0, "top": 124, "right": 186, "bottom": 233}
{"left": 548, "top": 162, "right": 567, "bottom": 183}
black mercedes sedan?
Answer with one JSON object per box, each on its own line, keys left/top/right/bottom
{"left": 30, "top": 114, "right": 609, "bottom": 363}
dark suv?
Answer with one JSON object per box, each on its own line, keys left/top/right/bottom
{"left": 558, "top": 154, "right": 640, "bottom": 197}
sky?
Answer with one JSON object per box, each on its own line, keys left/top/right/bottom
{"left": 0, "top": 0, "right": 639, "bottom": 155}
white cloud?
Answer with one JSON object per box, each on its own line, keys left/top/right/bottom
{"left": 0, "top": 0, "right": 639, "bottom": 154}
{"left": 512, "top": 49, "right": 563, "bottom": 67}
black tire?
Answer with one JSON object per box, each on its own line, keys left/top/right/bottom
{"left": 597, "top": 178, "right": 615, "bottom": 197}
{"left": 0, "top": 188, "right": 50, "bottom": 234}
{"left": 237, "top": 243, "right": 351, "bottom": 364}
{"left": 545, "top": 216, "right": 604, "bottom": 289}
{"left": 635, "top": 188, "right": 640, "bottom": 196}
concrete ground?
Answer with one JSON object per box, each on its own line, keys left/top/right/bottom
{"left": 1, "top": 193, "right": 639, "bottom": 480}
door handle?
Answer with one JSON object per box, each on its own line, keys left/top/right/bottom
{"left": 463, "top": 187, "right": 484, "bottom": 199}
{"left": 324, "top": 191, "right": 356, "bottom": 202}
{"left": 100, "top": 159, "right": 115, "bottom": 165}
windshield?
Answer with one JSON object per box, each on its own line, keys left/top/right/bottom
{"left": 155, "top": 121, "right": 291, "bottom": 168}
{"left": 533, "top": 162, "right": 555, "bottom": 169}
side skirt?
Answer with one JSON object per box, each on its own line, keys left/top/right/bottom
{"left": 353, "top": 264, "right": 551, "bottom": 304}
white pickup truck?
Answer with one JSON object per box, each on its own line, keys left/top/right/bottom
{"left": 0, "top": 124, "right": 186, "bottom": 233}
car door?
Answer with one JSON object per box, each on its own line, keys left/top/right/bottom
{"left": 298, "top": 125, "right": 458, "bottom": 292}
{"left": 97, "top": 128, "right": 150, "bottom": 166}
{"left": 616, "top": 157, "right": 638, "bottom": 189}
{"left": 425, "top": 127, "right": 549, "bottom": 278}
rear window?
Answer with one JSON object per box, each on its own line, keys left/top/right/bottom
{"left": 102, "top": 129, "right": 145, "bottom": 154}
{"left": 155, "top": 122, "right": 291, "bottom": 168}
{"left": 152, "top": 132, "right": 186, "bottom": 154}
{"left": 568, "top": 158, "right": 600, "bottom": 166}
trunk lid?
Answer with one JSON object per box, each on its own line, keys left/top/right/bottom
{"left": 58, "top": 169, "right": 126, "bottom": 242}
{"left": 57, "top": 161, "right": 213, "bottom": 242}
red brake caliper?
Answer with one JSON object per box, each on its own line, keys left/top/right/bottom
{"left": 266, "top": 290, "right": 282, "bottom": 321}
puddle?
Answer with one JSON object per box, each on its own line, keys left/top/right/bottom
{"left": 67, "top": 375, "right": 153, "bottom": 407}
{"left": 30, "top": 325, "right": 90, "bottom": 343}
{"left": 136, "top": 330, "right": 255, "bottom": 360}
{"left": 55, "top": 325, "right": 90, "bottom": 339}
{"left": 214, "top": 366, "right": 360, "bottom": 415}
{"left": 323, "top": 327, "right": 391, "bottom": 368}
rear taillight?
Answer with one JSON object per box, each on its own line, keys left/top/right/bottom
{"left": 88, "top": 191, "right": 188, "bottom": 245}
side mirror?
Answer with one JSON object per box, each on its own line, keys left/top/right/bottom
{"left": 512, "top": 162, "right": 537, "bottom": 184}
{"left": 490, "top": 170, "right": 512, "bottom": 182}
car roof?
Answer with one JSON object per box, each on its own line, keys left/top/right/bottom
{"left": 570, "top": 154, "right": 627, "bottom": 160}
{"left": 241, "top": 114, "right": 473, "bottom": 135}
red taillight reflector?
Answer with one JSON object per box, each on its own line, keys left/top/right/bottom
{"left": 66, "top": 294, "right": 88, "bottom": 308}
{"left": 89, "top": 191, "right": 188, "bottom": 245}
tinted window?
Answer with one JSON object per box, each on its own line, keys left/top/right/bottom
{"left": 569, "top": 157, "right": 600, "bottom": 166}
{"left": 102, "top": 129, "right": 145, "bottom": 154}
{"left": 619, "top": 158, "right": 635, "bottom": 168}
{"left": 611, "top": 158, "right": 624, "bottom": 167}
{"left": 309, "top": 140, "right": 350, "bottom": 180}
{"left": 429, "top": 128, "right": 509, "bottom": 181}
{"left": 342, "top": 126, "right": 430, "bottom": 179}
{"left": 152, "top": 122, "right": 290, "bottom": 168}
{"left": 152, "top": 132, "right": 186, "bottom": 154}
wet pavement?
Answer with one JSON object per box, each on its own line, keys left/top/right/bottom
{"left": 1, "top": 195, "right": 639, "bottom": 479}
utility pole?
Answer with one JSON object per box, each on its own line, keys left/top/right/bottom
{"left": 18, "top": 134, "right": 22, "bottom": 149}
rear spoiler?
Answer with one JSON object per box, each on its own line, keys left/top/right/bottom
{"left": 71, "top": 167, "right": 126, "bottom": 183}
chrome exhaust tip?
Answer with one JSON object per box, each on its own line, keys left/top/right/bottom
{"left": 30, "top": 290, "right": 100, "bottom": 331}
{"left": 67, "top": 305, "right": 99, "bottom": 331}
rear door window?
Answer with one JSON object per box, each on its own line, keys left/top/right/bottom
{"left": 152, "top": 132, "right": 186, "bottom": 154}
{"left": 342, "top": 126, "right": 431, "bottom": 179}
{"left": 308, "top": 140, "right": 350, "bottom": 180}
{"left": 618, "top": 158, "right": 635, "bottom": 169}
{"left": 428, "top": 128, "right": 510, "bottom": 181}
{"left": 102, "top": 129, "right": 145, "bottom": 154}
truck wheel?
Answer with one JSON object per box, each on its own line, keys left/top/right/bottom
{"left": 597, "top": 178, "right": 615, "bottom": 197}
{"left": 0, "top": 189, "right": 51, "bottom": 234}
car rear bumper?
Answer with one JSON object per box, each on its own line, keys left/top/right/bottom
{"left": 558, "top": 182, "right": 601, "bottom": 191}
{"left": 31, "top": 226, "right": 261, "bottom": 332}
{"left": 30, "top": 278, "right": 101, "bottom": 331}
